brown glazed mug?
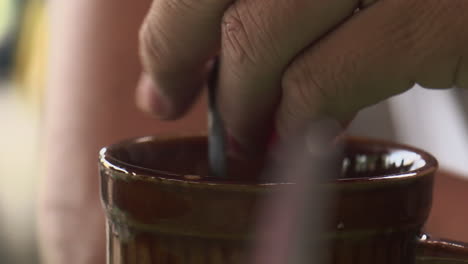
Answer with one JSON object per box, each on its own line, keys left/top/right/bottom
{"left": 99, "top": 135, "right": 468, "bottom": 263}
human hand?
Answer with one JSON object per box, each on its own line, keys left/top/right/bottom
{"left": 137, "top": 0, "right": 468, "bottom": 155}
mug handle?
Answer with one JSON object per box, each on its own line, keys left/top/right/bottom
{"left": 416, "top": 233, "right": 468, "bottom": 263}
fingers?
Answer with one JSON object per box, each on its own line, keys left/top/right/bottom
{"left": 277, "top": 0, "right": 468, "bottom": 139}
{"left": 138, "top": 0, "right": 233, "bottom": 119}
{"left": 218, "top": 0, "right": 360, "bottom": 154}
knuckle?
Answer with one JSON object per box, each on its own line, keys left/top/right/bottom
{"left": 282, "top": 56, "right": 353, "bottom": 121}
{"left": 379, "top": 1, "right": 421, "bottom": 53}
{"left": 281, "top": 60, "right": 328, "bottom": 120}
{"left": 221, "top": 3, "right": 261, "bottom": 67}
{"left": 388, "top": 0, "right": 466, "bottom": 52}
{"left": 387, "top": 0, "right": 468, "bottom": 78}
{"left": 282, "top": 59, "right": 336, "bottom": 114}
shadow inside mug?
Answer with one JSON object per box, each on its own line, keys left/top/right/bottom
{"left": 102, "top": 135, "right": 431, "bottom": 182}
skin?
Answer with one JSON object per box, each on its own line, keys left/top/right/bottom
{"left": 42, "top": 0, "right": 468, "bottom": 262}
{"left": 138, "top": 0, "right": 468, "bottom": 154}
{"left": 136, "top": 3, "right": 468, "bottom": 256}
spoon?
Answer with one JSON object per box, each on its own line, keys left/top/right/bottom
{"left": 207, "top": 57, "right": 227, "bottom": 178}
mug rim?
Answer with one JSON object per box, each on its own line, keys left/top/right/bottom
{"left": 99, "top": 134, "right": 438, "bottom": 187}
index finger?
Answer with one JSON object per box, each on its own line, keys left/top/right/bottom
{"left": 139, "top": 0, "right": 233, "bottom": 119}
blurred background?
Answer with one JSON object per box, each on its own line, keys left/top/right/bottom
{"left": 1, "top": 0, "right": 468, "bottom": 263}
{"left": 0, "top": 0, "right": 45, "bottom": 262}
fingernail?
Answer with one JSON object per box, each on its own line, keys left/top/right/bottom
{"left": 136, "top": 74, "right": 171, "bottom": 119}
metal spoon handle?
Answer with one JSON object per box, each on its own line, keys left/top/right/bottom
{"left": 208, "top": 58, "right": 227, "bottom": 178}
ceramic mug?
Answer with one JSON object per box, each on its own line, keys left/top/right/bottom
{"left": 99, "top": 135, "right": 468, "bottom": 263}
